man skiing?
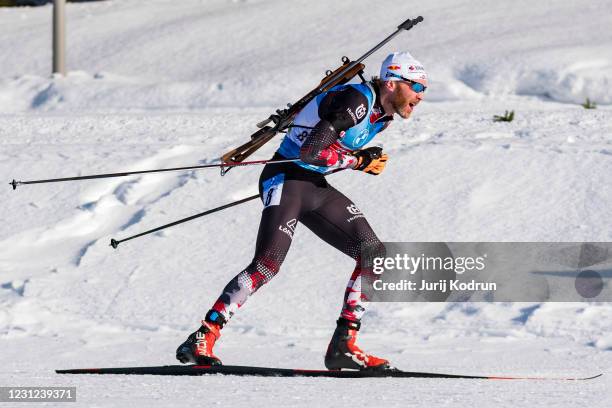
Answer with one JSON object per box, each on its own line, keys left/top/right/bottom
{"left": 176, "top": 51, "right": 427, "bottom": 370}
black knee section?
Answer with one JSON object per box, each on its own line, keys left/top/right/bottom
{"left": 358, "top": 239, "right": 386, "bottom": 267}
{"left": 337, "top": 317, "right": 361, "bottom": 331}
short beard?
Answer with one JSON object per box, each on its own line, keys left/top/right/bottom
{"left": 391, "top": 89, "right": 412, "bottom": 119}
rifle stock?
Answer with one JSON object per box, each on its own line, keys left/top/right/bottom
{"left": 220, "top": 126, "right": 276, "bottom": 163}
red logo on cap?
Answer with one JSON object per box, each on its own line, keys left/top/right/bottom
{"left": 409, "top": 65, "right": 416, "bottom": 71}
{"left": 387, "top": 65, "right": 401, "bottom": 70}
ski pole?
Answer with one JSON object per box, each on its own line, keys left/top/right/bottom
{"left": 109, "top": 193, "right": 260, "bottom": 249}
{"left": 9, "top": 158, "right": 300, "bottom": 190}
{"left": 109, "top": 167, "right": 351, "bottom": 249}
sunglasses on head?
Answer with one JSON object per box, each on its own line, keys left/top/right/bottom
{"left": 386, "top": 72, "right": 427, "bottom": 93}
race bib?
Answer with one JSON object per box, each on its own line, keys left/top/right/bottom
{"left": 261, "top": 174, "right": 285, "bottom": 208}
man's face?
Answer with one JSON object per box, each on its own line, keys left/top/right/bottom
{"left": 390, "top": 78, "right": 427, "bottom": 119}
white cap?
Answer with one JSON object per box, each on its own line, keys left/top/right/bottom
{"left": 380, "top": 52, "right": 427, "bottom": 82}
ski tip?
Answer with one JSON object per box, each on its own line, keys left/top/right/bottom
{"left": 487, "top": 373, "right": 604, "bottom": 381}
{"left": 580, "top": 373, "right": 603, "bottom": 380}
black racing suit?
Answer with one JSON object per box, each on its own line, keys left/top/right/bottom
{"left": 205, "top": 82, "right": 390, "bottom": 327}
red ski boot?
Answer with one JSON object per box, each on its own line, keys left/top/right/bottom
{"left": 324, "top": 318, "right": 390, "bottom": 370}
{"left": 176, "top": 320, "right": 222, "bottom": 366}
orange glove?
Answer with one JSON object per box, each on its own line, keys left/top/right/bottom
{"left": 353, "top": 147, "right": 389, "bottom": 175}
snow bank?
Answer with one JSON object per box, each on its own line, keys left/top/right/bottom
{"left": 453, "top": 49, "right": 612, "bottom": 105}
{"left": 1, "top": 0, "right": 611, "bottom": 112}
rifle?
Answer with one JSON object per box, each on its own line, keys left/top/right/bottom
{"left": 219, "top": 16, "right": 424, "bottom": 175}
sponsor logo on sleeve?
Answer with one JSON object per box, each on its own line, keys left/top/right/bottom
{"left": 347, "top": 204, "right": 362, "bottom": 215}
{"left": 355, "top": 104, "right": 366, "bottom": 119}
{"left": 346, "top": 107, "right": 357, "bottom": 124}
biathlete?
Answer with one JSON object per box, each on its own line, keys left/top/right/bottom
{"left": 177, "top": 51, "right": 428, "bottom": 370}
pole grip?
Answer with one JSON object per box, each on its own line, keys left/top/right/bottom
{"left": 398, "top": 16, "right": 424, "bottom": 30}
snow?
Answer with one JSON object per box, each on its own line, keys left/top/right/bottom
{"left": 0, "top": 0, "right": 611, "bottom": 407}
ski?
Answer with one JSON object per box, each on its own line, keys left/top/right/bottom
{"left": 55, "top": 364, "right": 603, "bottom": 380}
